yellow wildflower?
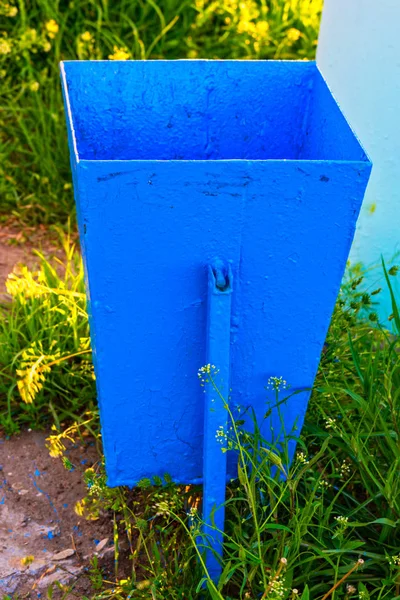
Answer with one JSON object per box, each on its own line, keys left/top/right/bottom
{"left": 136, "top": 580, "right": 152, "bottom": 590}
{"left": 254, "top": 20, "right": 269, "bottom": 39}
{"left": 6, "top": 266, "right": 43, "bottom": 299}
{"left": 16, "top": 360, "right": 50, "bottom": 404}
{"left": 45, "top": 19, "right": 59, "bottom": 38}
{"left": 20, "top": 28, "right": 37, "bottom": 50}
{"left": 4, "top": 4, "right": 18, "bottom": 17}
{"left": 286, "top": 27, "right": 301, "bottom": 44}
{"left": 0, "top": 39, "right": 12, "bottom": 54}
{"left": 289, "top": 0, "right": 323, "bottom": 28}
{"left": 15, "top": 342, "right": 60, "bottom": 404}
{"left": 239, "top": 0, "right": 259, "bottom": 21}
{"left": 81, "top": 31, "right": 92, "bottom": 42}
{"left": 29, "top": 81, "right": 40, "bottom": 92}
{"left": 108, "top": 45, "right": 131, "bottom": 60}
{"left": 47, "top": 433, "right": 67, "bottom": 458}
{"left": 237, "top": 20, "right": 256, "bottom": 35}
{"left": 42, "top": 40, "right": 51, "bottom": 52}
{"left": 75, "top": 499, "right": 86, "bottom": 516}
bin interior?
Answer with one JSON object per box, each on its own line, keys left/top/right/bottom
{"left": 61, "top": 60, "right": 367, "bottom": 163}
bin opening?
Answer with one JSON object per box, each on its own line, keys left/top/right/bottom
{"left": 61, "top": 60, "right": 368, "bottom": 163}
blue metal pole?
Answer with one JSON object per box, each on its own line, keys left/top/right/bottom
{"left": 201, "top": 258, "right": 232, "bottom": 582}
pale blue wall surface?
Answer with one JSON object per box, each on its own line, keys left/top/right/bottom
{"left": 317, "top": 0, "right": 400, "bottom": 320}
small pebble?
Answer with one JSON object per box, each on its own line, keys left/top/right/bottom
{"left": 95, "top": 538, "right": 109, "bottom": 553}
{"left": 52, "top": 548, "right": 75, "bottom": 561}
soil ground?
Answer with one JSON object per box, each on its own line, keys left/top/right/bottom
{"left": 0, "top": 430, "right": 114, "bottom": 598}
{"left": 0, "top": 223, "right": 63, "bottom": 296}
{"left": 0, "top": 223, "right": 115, "bottom": 598}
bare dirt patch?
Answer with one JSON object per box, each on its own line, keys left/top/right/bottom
{"left": 0, "top": 429, "right": 113, "bottom": 597}
{"left": 0, "top": 223, "right": 67, "bottom": 295}
{"left": 0, "top": 225, "right": 117, "bottom": 598}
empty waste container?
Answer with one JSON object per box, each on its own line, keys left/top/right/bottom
{"left": 61, "top": 60, "right": 371, "bottom": 487}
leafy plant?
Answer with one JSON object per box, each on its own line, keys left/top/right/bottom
{"left": 0, "top": 228, "right": 96, "bottom": 433}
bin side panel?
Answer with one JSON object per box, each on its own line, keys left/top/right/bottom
{"left": 230, "top": 160, "right": 371, "bottom": 469}
{"left": 60, "top": 70, "right": 111, "bottom": 459}
{"left": 300, "top": 70, "right": 369, "bottom": 161}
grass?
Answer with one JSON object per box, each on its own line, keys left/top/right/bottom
{"left": 2, "top": 2, "right": 397, "bottom": 597}
{"left": 1, "top": 238, "right": 400, "bottom": 598}
{"left": 0, "top": 0, "right": 323, "bottom": 224}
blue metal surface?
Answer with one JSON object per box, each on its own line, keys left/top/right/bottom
{"left": 60, "top": 60, "right": 371, "bottom": 487}
{"left": 201, "top": 259, "right": 232, "bottom": 580}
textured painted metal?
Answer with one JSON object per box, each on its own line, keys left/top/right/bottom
{"left": 60, "top": 60, "right": 371, "bottom": 487}
{"left": 317, "top": 0, "right": 400, "bottom": 324}
{"left": 202, "top": 259, "right": 232, "bottom": 580}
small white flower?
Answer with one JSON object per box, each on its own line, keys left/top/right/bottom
{"left": 334, "top": 515, "right": 349, "bottom": 526}
{"left": 339, "top": 460, "right": 351, "bottom": 478}
{"left": 296, "top": 451, "right": 309, "bottom": 464}
{"left": 388, "top": 553, "right": 400, "bottom": 567}
{"left": 325, "top": 417, "right": 336, "bottom": 429}
{"left": 267, "top": 376, "right": 288, "bottom": 392}
{"left": 346, "top": 584, "right": 356, "bottom": 594}
{"left": 215, "top": 425, "right": 227, "bottom": 444}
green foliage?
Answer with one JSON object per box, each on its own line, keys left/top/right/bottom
{"left": 72, "top": 466, "right": 203, "bottom": 599}
{"left": 0, "top": 0, "right": 323, "bottom": 223}
{"left": 3, "top": 234, "right": 400, "bottom": 597}
{"left": 2, "top": 235, "right": 400, "bottom": 598}
{"left": 88, "top": 556, "right": 105, "bottom": 592}
{"left": 0, "top": 229, "right": 96, "bottom": 433}
{"left": 184, "top": 355, "right": 400, "bottom": 599}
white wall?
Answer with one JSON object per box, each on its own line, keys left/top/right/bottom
{"left": 317, "top": 0, "right": 400, "bottom": 320}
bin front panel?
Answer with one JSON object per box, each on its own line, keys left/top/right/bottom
{"left": 74, "top": 159, "right": 370, "bottom": 486}
{"left": 61, "top": 60, "right": 371, "bottom": 486}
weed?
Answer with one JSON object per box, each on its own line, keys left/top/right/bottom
{"left": 2, "top": 237, "right": 400, "bottom": 597}
{"left": 0, "top": 228, "right": 97, "bottom": 433}
{"left": 89, "top": 556, "right": 105, "bottom": 591}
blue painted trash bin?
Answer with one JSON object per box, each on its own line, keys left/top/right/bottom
{"left": 61, "top": 60, "right": 371, "bottom": 489}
